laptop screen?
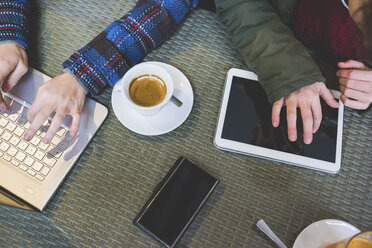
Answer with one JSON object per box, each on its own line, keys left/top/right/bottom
{"left": 221, "top": 76, "right": 338, "bottom": 163}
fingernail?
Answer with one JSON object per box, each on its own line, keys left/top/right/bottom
{"left": 24, "top": 134, "right": 30, "bottom": 141}
{"left": 289, "top": 135, "right": 295, "bottom": 141}
{"left": 273, "top": 121, "right": 278, "bottom": 127}
{"left": 43, "top": 138, "right": 50, "bottom": 144}
{"left": 305, "top": 138, "right": 311, "bottom": 144}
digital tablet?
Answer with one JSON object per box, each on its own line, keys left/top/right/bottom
{"left": 214, "top": 68, "right": 344, "bottom": 173}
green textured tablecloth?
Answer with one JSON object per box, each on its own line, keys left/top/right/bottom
{"left": 0, "top": 1, "right": 371, "bottom": 247}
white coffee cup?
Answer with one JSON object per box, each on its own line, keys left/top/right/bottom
{"left": 119, "top": 63, "right": 174, "bottom": 115}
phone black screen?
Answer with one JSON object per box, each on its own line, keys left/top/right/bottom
{"left": 134, "top": 157, "right": 218, "bottom": 247}
{"left": 221, "top": 76, "right": 339, "bottom": 163}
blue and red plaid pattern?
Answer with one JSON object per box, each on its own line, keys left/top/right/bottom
{"left": 0, "top": 0, "right": 28, "bottom": 49}
{"left": 63, "top": 0, "right": 198, "bottom": 96}
{"left": 0, "top": 0, "right": 197, "bottom": 96}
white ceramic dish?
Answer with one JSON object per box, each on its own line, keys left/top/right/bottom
{"left": 293, "top": 219, "right": 360, "bottom": 248}
{"left": 112, "top": 62, "right": 193, "bottom": 136}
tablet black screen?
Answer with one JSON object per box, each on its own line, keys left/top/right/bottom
{"left": 221, "top": 76, "right": 338, "bottom": 163}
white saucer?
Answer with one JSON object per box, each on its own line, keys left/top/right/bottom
{"left": 293, "top": 219, "right": 360, "bottom": 248}
{"left": 112, "top": 62, "right": 193, "bottom": 136}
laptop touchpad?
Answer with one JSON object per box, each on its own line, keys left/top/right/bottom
{"left": 9, "top": 69, "right": 47, "bottom": 105}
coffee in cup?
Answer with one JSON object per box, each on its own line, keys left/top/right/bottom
{"left": 119, "top": 62, "right": 174, "bottom": 116}
{"left": 129, "top": 74, "right": 167, "bottom": 107}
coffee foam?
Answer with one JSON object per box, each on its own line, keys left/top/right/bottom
{"left": 129, "top": 74, "right": 167, "bottom": 107}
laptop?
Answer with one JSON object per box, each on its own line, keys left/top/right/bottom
{"left": 214, "top": 68, "right": 344, "bottom": 173}
{"left": 0, "top": 68, "right": 108, "bottom": 211}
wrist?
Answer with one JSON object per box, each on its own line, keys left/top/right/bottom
{"left": 63, "top": 69, "right": 88, "bottom": 95}
{"left": 0, "top": 41, "right": 26, "bottom": 51}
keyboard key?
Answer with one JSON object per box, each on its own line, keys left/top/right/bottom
{"left": 19, "top": 164, "right": 27, "bottom": 171}
{"left": 40, "top": 131, "right": 46, "bottom": 138}
{"left": 0, "top": 118, "right": 8, "bottom": 127}
{"left": 64, "top": 131, "right": 75, "bottom": 142}
{"left": 51, "top": 136, "right": 62, "bottom": 146}
{"left": 32, "top": 161, "right": 43, "bottom": 172}
{"left": 0, "top": 110, "right": 9, "bottom": 118}
{"left": 14, "top": 127, "right": 25, "bottom": 137}
{"left": 38, "top": 142, "right": 49, "bottom": 151}
{"left": 7, "top": 113, "right": 19, "bottom": 122}
{"left": 17, "top": 141, "right": 28, "bottom": 151}
{"left": 0, "top": 128, "right": 4, "bottom": 136}
{"left": 17, "top": 117, "right": 27, "bottom": 126}
{"left": 3, "top": 154, "right": 11, "bottom": 161}
{"left": 35, "top": 175, "right": 44, "bottom": 181}
{"left": 11, "top": 159, "right": 19, "bottom": 167}
{"left": 24, "top": 122, "right": 31, "bottom": 129}
{"left": 43, "top": 157, "right": 56, "bottom": 167}
{"left": 56, "top": 140, "right": 69, "bottom": 151}
{"left": 56, "top": 128, "right": 66, "bottom": 137}
{"left": 26, "top": 146, "right": 36, "bottom": 156}
{"left": 5, "top": 122, "right": 16, "bottom": 132}
{"left": 40, "top": 167, "right": 50, "bottom": 176}
{"left": 10, "top": 136, "right": 20, "bottom": 146}
{"left": 27, "top": 169, "right": 36, "bottom": 176}
{"left": 30, "top": 136, "right": 41, "bottom": 146}
{"left": 0, "top": 143, "right": 10, "bottom": 152}
{"left": 47, "top": 146, "right": 62, "bottom": 158}
{"left": 7, "top": 147, "right": 18, "bottom": 156}
{"left": 2, "top": 131, "right": 12, "bottom": 141}
{"left": 41, "top": 127, "right": 49, "bottom": 135}
{"left": 15, "top": 151, "right": 26, "bottom": 162}
{"left": 24, "top": 157, "right": 35, "bottom": 167}
{"left": 34, "top": 150, "right": 45, "bottom": 160}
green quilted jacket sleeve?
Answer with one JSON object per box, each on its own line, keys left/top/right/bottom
{"left": 215, "top": 0, "right": 325, "bottom": 103}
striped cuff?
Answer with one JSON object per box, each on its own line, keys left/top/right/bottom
{"left": 0, "top": 0, "right": 29, "bottom": 50}
{"left": 63, "top": 0, "right": 198, "bottom": 97}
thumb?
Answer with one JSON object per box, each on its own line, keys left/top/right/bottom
{"left": 338, "top": 60, "right": 368, "bottom": 69}
{"left": 2, "top": 61, "right": 28, "bottom": 92}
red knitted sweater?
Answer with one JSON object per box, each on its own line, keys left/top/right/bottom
{"left": 290, "top": 0, "right": 362, "bottom": 60}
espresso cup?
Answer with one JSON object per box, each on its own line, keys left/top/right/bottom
{"left": 120, "top": 63, "right": 174, "bottom": 115}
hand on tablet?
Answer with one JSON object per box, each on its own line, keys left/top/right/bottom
{"left": 24, "top": 73, "right": 86, "bottom": 144}
{"left": 337, "top": 60, "right": 372, "bottom": 110}
{"left": 0, "top": 43, "right": 28, "bottom": 110}
{"left": 271, "top": 82, "right": 339, "bottom": 144}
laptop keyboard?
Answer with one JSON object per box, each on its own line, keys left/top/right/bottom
{"left": 0, "top": 101, "right": 74, "bottom": 182}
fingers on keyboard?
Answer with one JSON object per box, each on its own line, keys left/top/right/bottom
{"left": 1, "top": 105, "right": 71, "bottom": 181}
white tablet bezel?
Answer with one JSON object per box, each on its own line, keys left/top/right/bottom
{"left": 214, "top": 68, "right": 344, "bottom": 173}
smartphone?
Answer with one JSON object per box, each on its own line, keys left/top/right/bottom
{"left": 133, "top": 157, "right": 219, "bottom": 248}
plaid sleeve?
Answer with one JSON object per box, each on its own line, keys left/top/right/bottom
{"left": 63, "top": 0, "right": 198, "bottom": 97}
{"left": 0, "top": 0, "right": 29, "bottom": 50}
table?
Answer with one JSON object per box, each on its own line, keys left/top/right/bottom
{"left": 0, "top": 1, "right": 371, "bottom": 247}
